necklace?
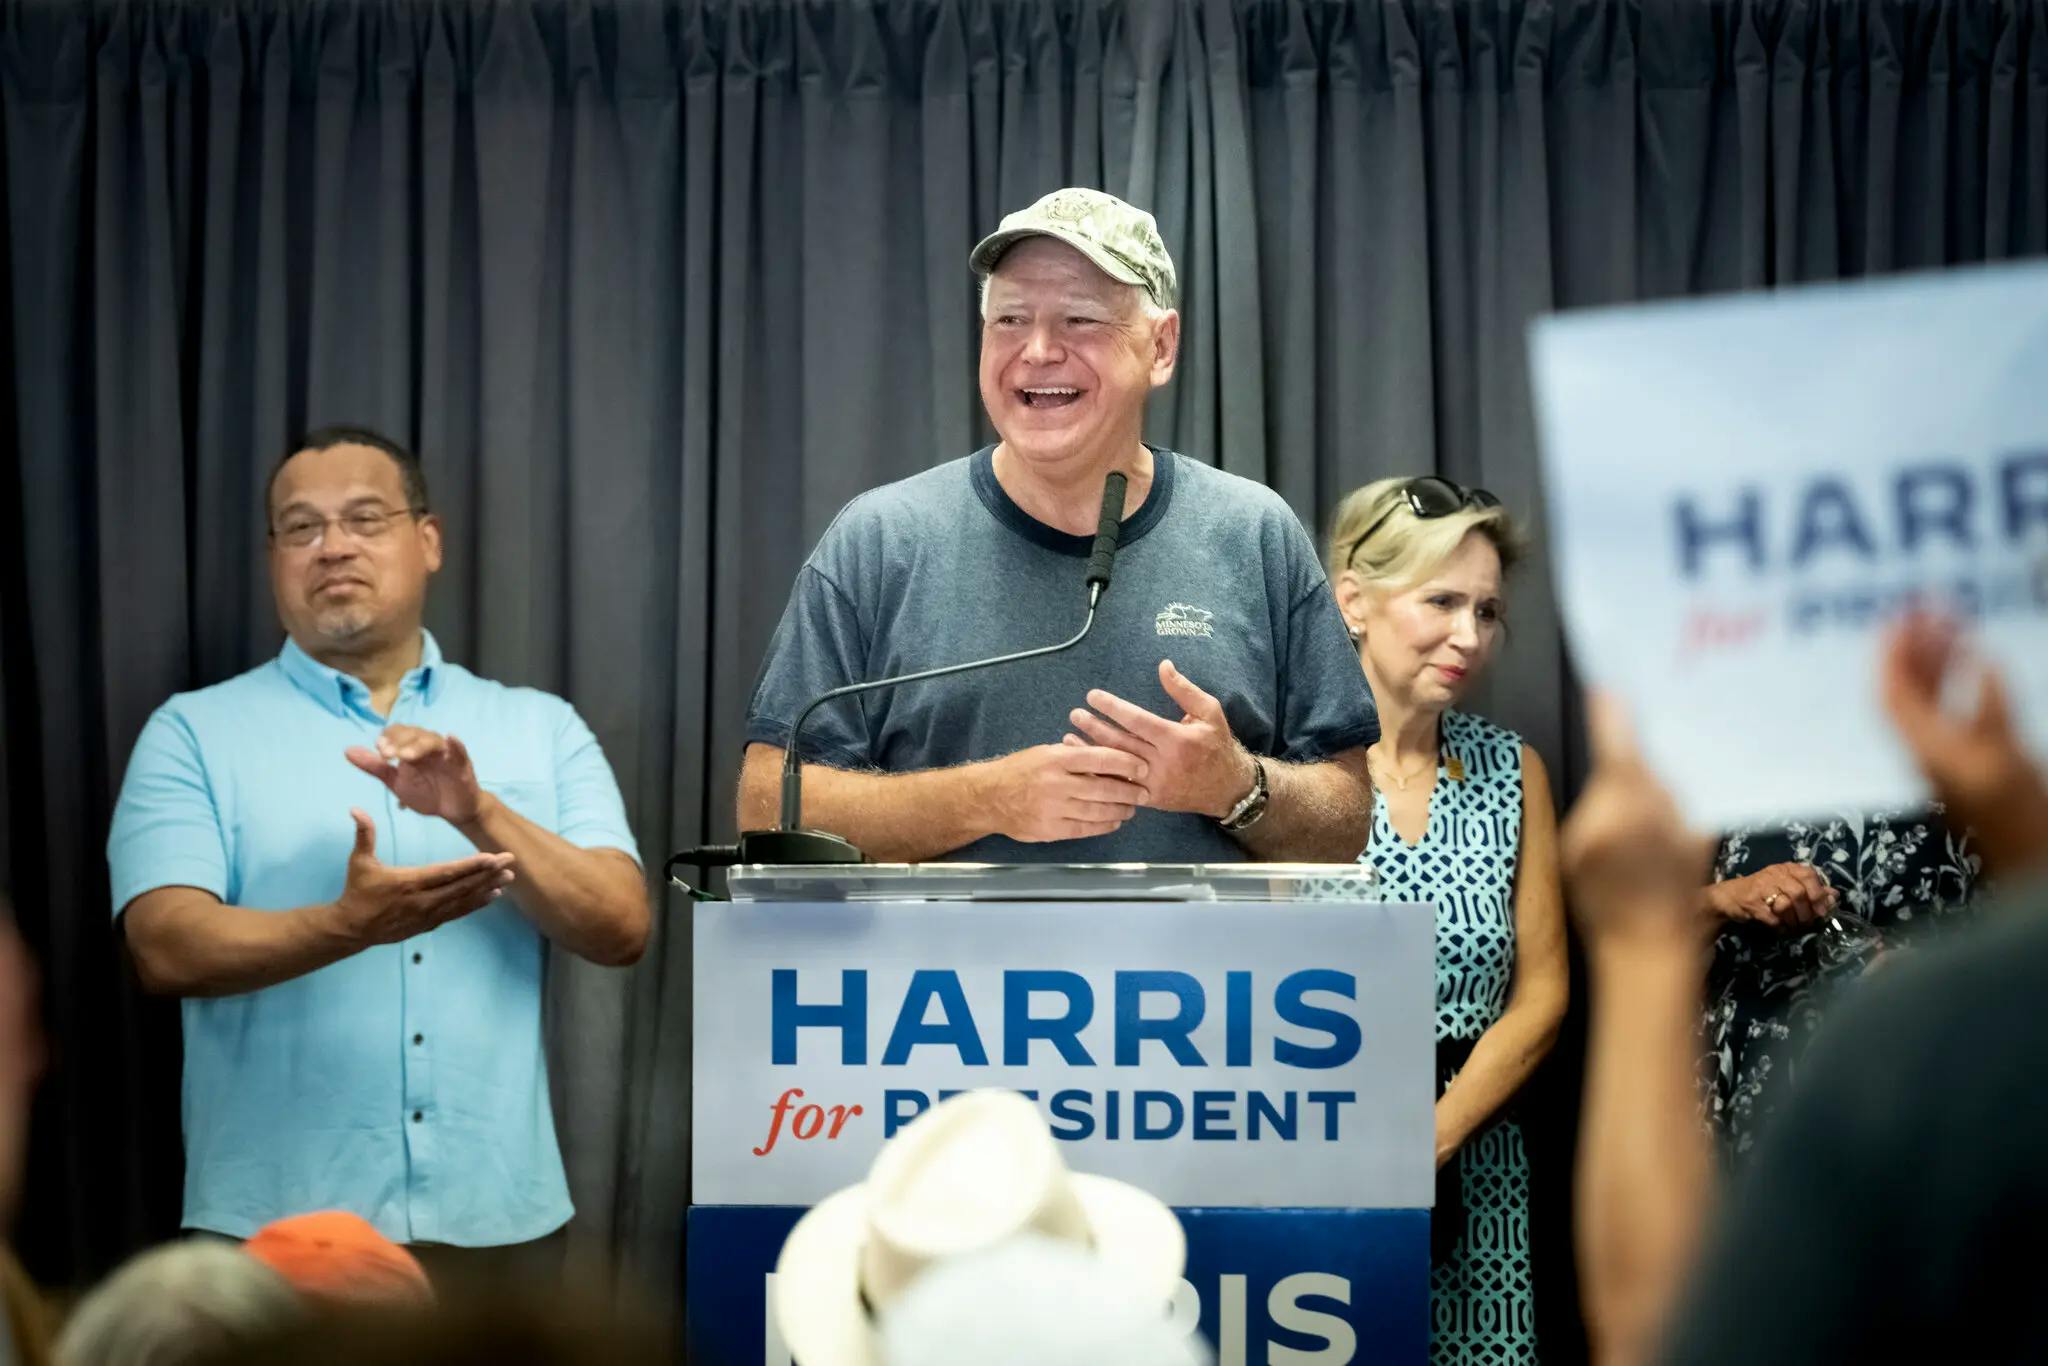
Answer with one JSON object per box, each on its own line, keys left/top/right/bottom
{"left": 1368, "top": 747, "right": 1437, "bottom": 792}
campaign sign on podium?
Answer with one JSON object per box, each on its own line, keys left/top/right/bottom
{"left": 684, "top": 864, "right": 1435, "bottom": 1365}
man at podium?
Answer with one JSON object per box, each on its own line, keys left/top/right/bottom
{"left": 741, "top": 188, "right": 1377, "bottom": 863}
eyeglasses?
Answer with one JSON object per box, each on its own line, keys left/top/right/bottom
{"left": 1344, "top": 476, "right": 1501, "bottom": 568}
{"left": 270, "top": 505, "right": 425, "bottom": 549}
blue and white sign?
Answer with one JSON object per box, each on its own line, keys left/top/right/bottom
{"left": 687, "top": 1206, "right": 1429, "bottom": 1366}
{"left": 691, "top": 900, "right": 1435, "bottom": 1208}
{"left": 1531, "top": 263, "right": 2048, "bottom": 827}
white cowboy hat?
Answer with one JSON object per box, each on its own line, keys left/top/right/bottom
{"left": 878, "top": 1234, "right": 1209, "bottom": 1366}
{"left": 771, "top": 1089, "right": 1188, "bottom": 1366}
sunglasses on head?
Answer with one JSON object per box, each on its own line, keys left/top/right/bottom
{"left": 1345, "top": 476, "right": 1501, "bottom": 567}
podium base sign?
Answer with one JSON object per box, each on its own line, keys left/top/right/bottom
{"left": 685, "top": 1205, "right": 1428, "bottom": 1365}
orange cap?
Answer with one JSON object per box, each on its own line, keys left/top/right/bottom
{"left": 243, "top": 1210, "right": 434, "bottom": 1306}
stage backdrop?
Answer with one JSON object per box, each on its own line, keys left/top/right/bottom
{"left": 2, "top": 0, "right": 2044, "bottom": 1353}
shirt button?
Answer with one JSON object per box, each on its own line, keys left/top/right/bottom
{"left": 411, "top": 952, "right": 422, "bottom": 964}
{"left": 413, "top": 1034, "right": 424, "bottom": 1046}
{"left": 412, "top": 1111, "right": 423, "bottom": 1123}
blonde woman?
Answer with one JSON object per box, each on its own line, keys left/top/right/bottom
{"left": 1329, "top": 477, "right": 1568, "bottom": 1366}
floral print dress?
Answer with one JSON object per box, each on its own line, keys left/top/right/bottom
{"left": 1701, "top": 806, "right": 1979, "bottom": 1154}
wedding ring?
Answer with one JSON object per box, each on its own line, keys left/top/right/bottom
{"left": 1763, "top": 893, "right": 1783, "bottom": 909}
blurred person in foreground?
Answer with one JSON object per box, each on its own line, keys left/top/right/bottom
{"left": 772, "top": 1089, "right": 1200, "bottom": 1366}
{"left": 188, "top": 1294, "right": 666, "bottom": 1366}
{"left": 1329, "top": 476, "right": 1567, "bottom": 1363}
{"left": 1, "top": 904, "right": 53, "bottom": 1366}
{"left": 242, "top": 1211, "right": 433, "bottom": 1307}
{"left": 54, "top": 1242, "right": 302, "bottom": 1366}
{"left": 107, "top": 427, "right": 647, "bottom": 1273}
{"left": 1565, "top": 613, "right": 2048, "bottom": 1365}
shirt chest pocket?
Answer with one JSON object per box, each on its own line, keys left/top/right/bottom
{"left": 482, "top": 776, "right": 557, "bottom": 830}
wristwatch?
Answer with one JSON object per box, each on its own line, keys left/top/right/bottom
{"left": 1218, "top": 755, "right": 1270, "bottom": 833}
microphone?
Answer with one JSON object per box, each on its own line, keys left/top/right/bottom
{"left": 1086, "top": 470, "right": 1126, "bottom": 592}
{"left": 675, "top": 471, "right": 1130, "bottom": 869}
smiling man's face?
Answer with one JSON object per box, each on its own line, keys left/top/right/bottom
{"left": 978, "top": 236, "right": 1179, "bottom": 478}
{"left": 267, "top": 442, "right": 441, "bottom": 656}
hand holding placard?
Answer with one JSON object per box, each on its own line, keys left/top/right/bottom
{"left": 1879, "top": 611, "right": 2048, "bottom": 879}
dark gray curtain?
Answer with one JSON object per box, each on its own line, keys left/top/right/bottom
{"left": 3, "top": 0, "right": 2043, "bottom": 1347}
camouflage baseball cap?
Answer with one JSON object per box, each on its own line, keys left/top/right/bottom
{"left": 970, "top": 187, "right": 1178, "bottom": 311}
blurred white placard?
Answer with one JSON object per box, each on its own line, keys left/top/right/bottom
{"left": 1530, "top": 263, "right": 2048, "bottom": 828}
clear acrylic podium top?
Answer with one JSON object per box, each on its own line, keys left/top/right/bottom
{"left": 723, "top": 862, "right": 1380, "bottom": 903}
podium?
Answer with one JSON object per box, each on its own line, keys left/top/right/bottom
{"left": 684, "top": 863, "right": 1435, "bottom": 1365}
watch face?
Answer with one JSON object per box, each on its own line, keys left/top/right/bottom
{"left": 1225, "top": 794, "right": 1267, "bottom": 831}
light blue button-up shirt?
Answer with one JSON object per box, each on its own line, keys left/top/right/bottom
{"left": 107, "top": 632, "right": 640, "bottom": 1246}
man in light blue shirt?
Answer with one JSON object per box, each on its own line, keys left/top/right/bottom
{"left": 107, "top": 426, "right": 648, "bottom": 1261}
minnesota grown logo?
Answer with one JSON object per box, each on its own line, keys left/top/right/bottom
{"left": 1155, "top": 602, "right": 1215, "bottom": 639}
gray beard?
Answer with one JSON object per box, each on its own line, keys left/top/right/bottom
{"left": 309, "top": 604, "right": 376, "bottom": 642}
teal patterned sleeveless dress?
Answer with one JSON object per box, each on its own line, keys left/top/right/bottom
{"left": 1365, "top": 710, "right": 1534, "bottom": 1365}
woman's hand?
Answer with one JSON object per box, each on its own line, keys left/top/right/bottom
{"left": 1706, "top": 862, "right": 1838, "bottom": 929}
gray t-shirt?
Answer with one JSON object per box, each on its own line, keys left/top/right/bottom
{"left": 745, "top": 445, "right": 1379, "bottom": 862}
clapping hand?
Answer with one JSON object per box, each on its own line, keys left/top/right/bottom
{"left": 330, "top": 809, "right": 515, "bottom": 945}
{"left": 983, "top": 742, "right": 1151, "bottom": 843}
{"left": 1066, "top": 660, "right": 1255, "bottom": 819}
{"left": 346, "top": 725, "right": 485, "bottom": 826}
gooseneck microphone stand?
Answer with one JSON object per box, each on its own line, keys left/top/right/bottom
{"left": 670, "top": 471, "right": 1130, "bottom": 872}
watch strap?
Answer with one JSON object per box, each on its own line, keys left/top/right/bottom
{"left": 1218, "top": 755, "right": 1270, "bottom": 832}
